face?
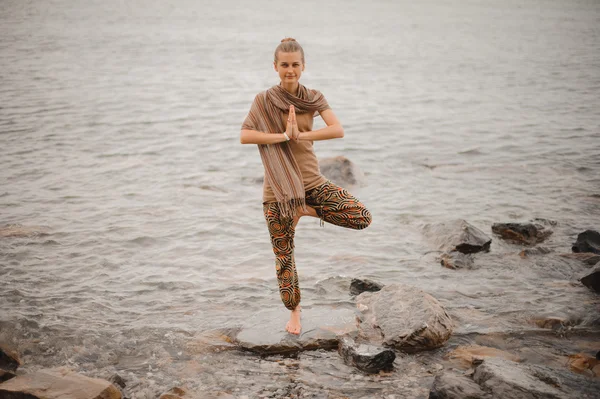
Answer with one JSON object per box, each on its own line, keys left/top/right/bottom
{"left": 274, "top": 51, "right": 305, "bottom": 85}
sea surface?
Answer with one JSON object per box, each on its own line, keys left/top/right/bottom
{"left": 1, "top": 0, "right": 599, "bottom": 397}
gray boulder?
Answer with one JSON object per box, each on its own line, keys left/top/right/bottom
{"left": 429, "top": 372, "right": 491, "bottom": 399}
{"left": 349, "top": 278, "right": 383, "bottom": 296}
{"left": 338, "top": 336, "right": 395, "bottom": 374}
{"left": 423, "top": 220, "right": 491, "bottom": 254}
{"left": 356, "top": 284, "right": 453, "bottom": 352}
{"left": 572, "top": 230, "right": 600, "bottom": 254}
{"left": 319, "top": 156, "right": 365, "bottom": 187}
{"left": 580, "top": 266, "right": 600, "bottom": 293}
{"left": 491, "top": 222, "right": 552, "bottom": 245}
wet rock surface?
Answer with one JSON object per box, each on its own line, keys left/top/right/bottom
{"left": 234, "top": 306, "right": 358, "bottom": 355}
{"left": 0, "top": 345, "right": 20, "bottom": 372}
{"left": 318, "top": 156, "right": 365, "bottom": 187}
{"left": 423, "top": 220, "right": 491, "bottom": 254}
{"left": 0, "top": 367, "right": 121, "bottom": 399}
{"left": 440, "top": 251, "right": 475, "bottom": 269}
{"left": 559, "top": 252, "right": 600, "bottom": 265}
{"left": 349, "top": 278, "right": 383, "bottom": 295}
{"left": 356, "top": 284, "right": 453, "bottom": 352}
{"left": 520, "top": 246, "right": 553, "bottom": 257}
{"left": 473, "top": 357, "right": 600, "bottom": 399}
{"left": 445, "top": 345, "right": 520, "bottom": 369}
{"left": 429, "top": 372, "right": 491, "bottom": 399}
{"left": 572, "top": 230, "right": 600, "bottom": 254}
{"left": 580, "top": 266, "right": 600, "bottom": 292}
{"left": 491, "top": 222, "right": 553, "bottom": 245}
{"left": 337, "top": 336, "right": 395, "bottom": 374}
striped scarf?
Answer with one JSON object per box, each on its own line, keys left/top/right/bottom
{"left": 245, "top": 84, "right": 330, "bottom": 218}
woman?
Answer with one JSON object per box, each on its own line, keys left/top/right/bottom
{"left": 240, "top": 38, "right": 371, "bottom": 335}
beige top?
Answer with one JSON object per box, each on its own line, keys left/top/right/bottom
{"left": 243, "top": 110, "right": 328, "bottom": 203}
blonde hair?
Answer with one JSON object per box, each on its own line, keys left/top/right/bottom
{"left": 274, "top": 38, "right": 305, "bottom": 64}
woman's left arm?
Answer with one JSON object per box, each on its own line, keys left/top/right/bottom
{"left": 297, "top": 109, "right": 344, "bottom": 141}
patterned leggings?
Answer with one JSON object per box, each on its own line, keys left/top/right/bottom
{"left": 263, "top": 180, "right": 372, "bottom": 310}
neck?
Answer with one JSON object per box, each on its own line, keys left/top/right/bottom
{"left": 280, "top": 81, "right": 299, "bottom": 95}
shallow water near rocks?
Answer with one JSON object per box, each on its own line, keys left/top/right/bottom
{"left": 1, "top": 0, "right": 600, "bottom": 397}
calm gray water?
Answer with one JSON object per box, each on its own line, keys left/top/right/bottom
{"left": 1, "top": 0, "right": 600, "bottom": 397}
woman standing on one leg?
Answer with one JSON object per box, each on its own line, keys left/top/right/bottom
{"left": 240, "top": 38, "right": 371, "bottom": 335}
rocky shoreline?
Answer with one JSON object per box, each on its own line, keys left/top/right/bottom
{"left": 1, "top": 218, "right": 599, "bottom": 398}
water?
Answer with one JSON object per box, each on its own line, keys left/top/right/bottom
{"left": 1, "top": 0, "right": 599, "bottom": 397}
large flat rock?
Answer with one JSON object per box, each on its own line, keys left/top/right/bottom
{"left": 0, "top": 367, "right": 121, "bottom": 399}
{"left": 234, "top": 306, "right": 358, "bottom": 355}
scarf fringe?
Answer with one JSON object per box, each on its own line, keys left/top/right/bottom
{"left": 277, "top": 197, "right": 307, "bottom": 220}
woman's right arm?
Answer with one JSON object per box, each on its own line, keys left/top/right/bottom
{"left": 240, "top": 105, "right": 296, "bottom": 144}
{"left": 240, "top": 129, "right": 290, "bottom": 145}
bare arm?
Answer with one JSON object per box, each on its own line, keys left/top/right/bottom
{"left": 240, "top": 129, "right": 289, "bottom": 145}
{"left": 240, "top": 105, "right": 297, "bottom": 144}
{"left": 296, "top": 109, "right": 344, "bottom": 141}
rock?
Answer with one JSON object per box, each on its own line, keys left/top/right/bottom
{"left": 159, "top": 387, "right": 187, "bottom": 399}
{"left": 0, "top": 367, "right": 121, "bottom": 399}
{"left": 0, "top": 369, "right": 16, "bottom": 382}
{"left": 559, "top": 252, "right": 600, "bottom": 266}
{"left": 234, "top": 306, "right": 358, "bottom": 355}
{"left": 572, "top": 230, "right": 600, "bottom": 254}
{"left": 445, "top": 345, "right": 520, "bottom": 370}
{"left": 531, "top": 316, "right": 571, "bottom": 330}
{"left": 338, "top": 336, "right": 395, "bottom": 374}
{"left": 567, "top": 353, "right": 600, "bottom": 377}
{"left": 319, "top": 156, "right": 365, "bottom": 187}
{"left": 429, "top": 372, "right": 491, "bottom": 399}
{"left": 491, "top": 222, "right": 552, "bottom": 245}
{"left": 519, "top": 246, "right": 552, "bottom": 258}
{"left": 0, "top": 345, "right": 20, "bottom": 372}
{"left": 440, "top": 251, "right": 474, "bottom": 269}
{"left": 423, "top": 220, "right": 491, "bottom": 254}
{"left": 349, "top": 278, "right": 383, "bottom": 296}
{"left": 580, "top": 266, "right": 600, "bottom": 292}
{"left": 186, "top": 328, "right": 239, "bottom": 354}
{"left": 108, "top": 373, "right": 126, "bottom": 388}
{"left": 356, "top": 284, "right": 453, "bottom": 352}
{"left": 473, "top": 357, "right": 600, "bottom": 399}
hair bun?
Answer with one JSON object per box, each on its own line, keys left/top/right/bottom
{"left": 281, "top": 37, "right": 296, "bottom": 43}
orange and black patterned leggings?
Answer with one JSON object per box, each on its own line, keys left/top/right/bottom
{"left": 263, "top": 180, "right": 372, "bottom": 310}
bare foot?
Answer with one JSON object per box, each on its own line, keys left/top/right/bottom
{"left": 285, "top": 306, "right": 302, "bottom": 335}
{"left": 293, "top": 206, "right": 318, "bottom": 228}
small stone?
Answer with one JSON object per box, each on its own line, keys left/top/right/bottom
{"left": 492, "top": 222, "right": 552, "bottom": 245}
{"left": 108, "top": 373, "right": 127, "bottom": 388}
{"left": 572, "top": 230, "right": 600, "bottom": 254}
{"left": 338, "top": 336, "right": 395, "bottom": 374}
{"left": 0, "top": 344, "right": 21, "bottom": 371}
{"left": 350, "top": 278, "right": 383, "bottom": 295}
{"left": 519, "top": 246, "right": 552, "bottom": 257}
{"left": 580, "top": 266, "right": 600, "bottom": 293}
{"left": 440, "top": 251, "right": 474, "bottom": 269}
{"left": 423, "top": 220, "right": 491, "bottom": 254}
